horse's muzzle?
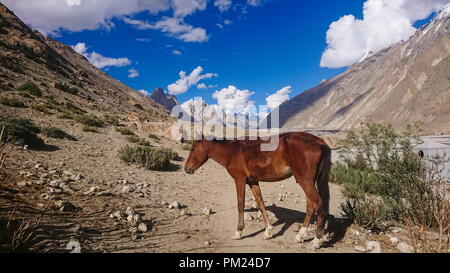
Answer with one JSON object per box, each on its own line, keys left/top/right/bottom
{"left": 185, "top": 167, "right": 194, "bottom": 174}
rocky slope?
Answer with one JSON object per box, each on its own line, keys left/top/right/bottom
{"left": 267, "top": 6, "right": 450, "bottom": 134}
{"left": 0, "top": 3, "right": 170, "bottom": 125}
{"left": 150, "top": 87, "right": 179, "bottom": 113}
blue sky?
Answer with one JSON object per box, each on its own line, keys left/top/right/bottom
{"left": 3, "top": 0, "right": 448, "bottom": 112}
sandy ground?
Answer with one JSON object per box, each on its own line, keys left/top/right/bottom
{"left": 0, "top": 124, "right": 411, "bottom": 253}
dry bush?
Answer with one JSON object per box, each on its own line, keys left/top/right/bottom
{"left": 118, "top": 145, "right": 172, "bottom": 171}
{"left": 0, "top": 126, "right": 13, "bottom": 173}
{"left": 126, "top": 135, "right": 151, "bottom": 146}
{"left": 0, "top": 210, "right": 44, "bottom": 252}
{"left": 335, "top": 123, "right": 450, "bottom": 252}
{"left": 115, "top": 127, "right": 135, "bottom": 136}
{"left": 75, "top": 114, "right": 104, "bottom": 127}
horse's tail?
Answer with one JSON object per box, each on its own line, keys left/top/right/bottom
{"left": 316, "top": 145, "right": 331, "bottom": 217}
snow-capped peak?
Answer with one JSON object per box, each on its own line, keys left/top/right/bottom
{"left": 437, "top": 3, "right": 450, "bottom": 19}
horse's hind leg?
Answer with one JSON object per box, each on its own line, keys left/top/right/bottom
{"left": 249, "top": 182, "right": 274, "bottom": 239}
{"left": 292, "top": 171, "right": 326, "bottom": 248}
{"left": 232, "top": 178, "right": 246, "bottom": 240}
{"left": 294, "top": 199, "right": 314, "bottom": 242}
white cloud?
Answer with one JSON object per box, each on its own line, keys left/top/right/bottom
{"left": 197, "top": 83, "right": 218, "bottom": 89}
{"left": 128, "top": 68, "right": 140, "bottom": 78}
{"left": 172, "top": 49, "right": 182, "bottom": 55}
{"left": 168, "top": 66, "right": 218, "bottom": 95}
{"left": 266, "top": 86, "right": 292, "bottom": 110}
{"left": 136, "top": 38, "right": 151, "bottom": 43}
{"left": 212, "top": 85, "right": 255, "bottom": 114}
{"left": 214, "top": 0, "right": 232, "bottom": 12}
{"left": 171, "top": 0, "right": 207, "bottom": 18}
{"left": 2, "top": 0, "right": 171, "bottom": 35}
{"left": 72, "top": 42, "right": 131, "bottom": 69}
{"left": 320, "top": 0, "right": 449, "bottom": 68}
{"left": 224, "top": 19, "right": 233, "bottom": 25}
{"left": 124, "top": 16, "right": 208, "bottom": 43}
{"left": 247, "top": 0, "right": 262, "bottom": 7}
{"left": 138, "top": 89, "right": 150, "bottom": 96}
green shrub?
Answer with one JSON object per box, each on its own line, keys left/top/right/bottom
{"left": 148, "top": 134, "right": 160, "bottom": 141}
{"left": 0, "top": 56, "right": 23, "bottom": 74}
{"left": 0, "top": 96, "right": 25, "bottom": 107}
{"left": 160, "top": 147, "right": 183, "bottom": 161}
{"left": 115, "top": 127, "right": 135, "bottom": 136}
{"left": 103, "top": 115, "right": 120, "bottom": 126}
{"left": 65, "top": 102, "right": 86, "bottom": 114}
{"left": 126, "top": 135, "right": 151, "bottom": 146}
{"left": 55, "top": 82, "right": 78, "bottom": 95}
{"left": 30, "top": 103, "right": 50, "bottom": 114}
{"left": 76, "top": 114, "right": 104, "bottom": 127}
{"left": 57, "top": 112, "right": 74, "bottom": 120}
{"left": 335, "top": 123, "right": 449, "bottom": 232}
{"left": 82, "top": 125, "right": 99, "bottom": 133}
{"left": 182, "top": 143, "right": 192, "bottom": 151}
{"left": 42, "top": 127, "right": 76, "bottom": 141}
{"left": 118, "top": 145, "right": 172, "bottom": 171}
{"left": 0, "top": 118, "right": 44, "bottom": 148}
{"left": 18, "top": 81, "right": 42, "bottom": 97}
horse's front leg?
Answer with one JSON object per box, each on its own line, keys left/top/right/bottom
{"left": 232, "top": 177, "right": 246, "bottom": 240}
{"left": 249, "top": 182, "right": 274, "bottom": 240}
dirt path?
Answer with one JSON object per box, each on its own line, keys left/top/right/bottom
{"left": 0, "top": 124, "right": 405, "bottom": 253}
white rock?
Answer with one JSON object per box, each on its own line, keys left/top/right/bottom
{"left": 244, "top": 212, "right": 253, "bottom": 221}
{"left": 110, "top": 211, "right": 123, "bottom": 219}
{"left": 125, "top": 207, "right": 135, "bottom": 216}
{"left": 133, "top": 214, "right": 141, "bottom": 223}
{"left": 389, "top": 237, "right": 399, "bottom": 245}
{"left": 203, "top": 208, "right": 212, "bottom": 215}
{"left": 169, "top": 201, "right": 181, "bottom": 209}
{"left": 49, "top": 180, "right": 61, "bottom": 187}
{"left": 204, "top": 240, "right": 211, "bottom": 246}
{"left": 16, "top": 181, "right": 29, "bottom": 187}
{"left": 251, "top": 202, "right": 258, "bottom": 209}
{"left": 121, "top": 186, "right": 134, "bottom": 193}
{"left": 138, "top": 223, "right": 148, "bottom": 233}
{"left": 391, "top": 227, "right": 401, "bottom": 233}
{"left": 366, "top": 241, "right": 381, "bottom": 253}
{"left": 397, "top": 242, "right": 414, "bottom": 253}
{"left": 354, "top": 245, "right": 366, "bottom": 252}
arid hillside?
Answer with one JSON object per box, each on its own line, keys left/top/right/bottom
{"left": 266, "top": 7, "right": 450, "bottom": 135}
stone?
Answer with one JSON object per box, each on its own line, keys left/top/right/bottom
{"left": 389, "top": 237, "right": 399, "bottom": 245}
{"left": 397, "top": 242, "right": 414, "bottom": 253}
{"left": 203, "top": 208, "right": 212, "bottom": 215}
{"left": 354, "top": 245, "right": 366, "bottom": 252}
{"left": 121, "top": 186, "right": 135, "bottom": 193}
{"left": 138, "top": 223, "right": 148, "bottom": 233}
{"left": 16, "top": 181, "right": 29, "bottom": 187}
{"left": 125, "top": 207, "right": 135, "bottom": 216}
{"left": 133, "top": 214, "right": 141, "bottom": 223}
{"left": 169, "top": 201, "right": 181, "bottom": 209}
{"left": 49, "top": 180, "right": 61, "bottom": 187}
{"left": 35, "top": 163, "right": 43, "bottom": 169}
{"left": 110, "top": 211, "right": 124, "bottom": 219}
{"left": 244, "top": 212, "right": 253, "bottom": 221}
{"left": 366, "top": 241, "right": 381, "bottom": 253}
{"left": 204, "top": 240, "right": 211, "bottom": 246}
{"left": 84, "top": 186, "right": 98, "bottom": 195}
{"left": 251, "top": 202, "right": 258, "bottom": 209}
{"left": 391, "top": 227, "right": 401, "bottom": 233}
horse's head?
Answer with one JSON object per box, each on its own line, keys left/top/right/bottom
{"left": 184, "top": 140, "right": 209, "bottom": 174}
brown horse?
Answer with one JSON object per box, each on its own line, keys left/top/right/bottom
{"left": 184, "top": 132, "right": 332, "bottom": 249}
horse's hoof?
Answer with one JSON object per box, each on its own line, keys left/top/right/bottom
{"left": 294, "top": 227, "right": 308, "bottom": 243}
{"left": 232, "top": 231, "right": 242, "bottom": 240}
{"left": 263, "top": 231, "right": 273, "bottom": 240}
{"left": 294, "top": 233, "right": 304, "bottom": 243}
{"left": 309, "top": 236, "right": 326, "bottom": 249}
